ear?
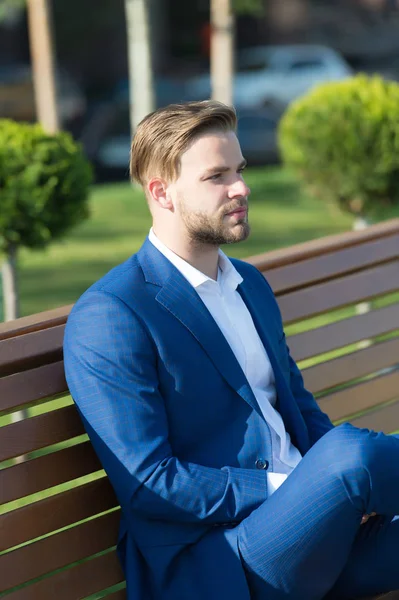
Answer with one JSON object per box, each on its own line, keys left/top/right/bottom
{"left": 147, "top": 178, "right": 174, "bottom": 210}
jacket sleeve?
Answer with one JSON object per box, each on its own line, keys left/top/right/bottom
{"left": 63, "top": 291, "right": 269, "bottom": 524}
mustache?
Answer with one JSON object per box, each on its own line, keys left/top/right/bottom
{"left": 224, "top": 200, "right": 248, "bottom": 214}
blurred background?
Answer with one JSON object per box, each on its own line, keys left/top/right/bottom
{"left": 1, "top": 0, "right": 399, "bottom": 320}
{"left": 2, "top": 0, "right": 399, "bottom": 181}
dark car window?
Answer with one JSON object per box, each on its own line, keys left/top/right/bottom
{"left": 288, "top": 59, "right": 324, "bottom": 71}
{"left": 238, "top": 57, "right": 273, "bottom": 73}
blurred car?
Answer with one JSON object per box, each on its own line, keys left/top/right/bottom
{"left": 186, "top": 45, "right": 353, "bottom": 110}
{"left": 85, "top": 103, "right": 280, "bottom": 180}
{"left": 0, "top": 64, "right": 87, "bottom": 130}
{"left": 237, "top": 109, "right": 280, "bottom": 165}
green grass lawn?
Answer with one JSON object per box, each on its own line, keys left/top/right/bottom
{"left": 18, "top": 166, "right": 354, "bottom": 317}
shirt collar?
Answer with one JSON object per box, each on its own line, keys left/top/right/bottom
{"left": 148, "top": 228, "right": 243, "bottom": 291}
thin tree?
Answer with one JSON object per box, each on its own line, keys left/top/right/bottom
{"left": 211, "top": 0, "right": 234, "bottom": 106}
{"left": 124, "top": 0, "right": 155, "bottom": 138}
{"left": 210, "top": 0, "right": 264, "bottom": 106}
{"left": 26, "top": 0, "right": 60, "bottom": 133}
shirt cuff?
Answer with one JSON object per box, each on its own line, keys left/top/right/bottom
{"left": 267, "top": 472, "right": 288, "bottom": 496}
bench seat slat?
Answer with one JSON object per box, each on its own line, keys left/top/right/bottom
{"left": 1, "top": 510, "right": 120, "bottom": 592}
{"left": 0, "top": 441, "right": 101, "bottom": 505}
{"left": 303, "top": 337, "right": 399, "bottom": 395}
{"left": 288, "top": 303, "right": 399, "bottom": 362}
{"left": 3, "top": 549, "right": 124, "bottom": 600}
{"left": 0, "top": 361, "right": 67, "bottom": 414}
{"left": 266, "top": 234, "right": 399, "bottom": 295}
{"left": 351, "top": 399, "right": 399, "bottom": 434}
{"left": 318, "top": 370, "right": 399, "bottom": 423}
{"left": 0, "top": 404, "right": 84, "bottom": 462}
{"left": 246, "top": 219, "right": 399, "bottom": 272}
{"left": 0, "top": 325, "right": 64, "bottom": 375}
{"left": 1, "top": 478, "right": 118, "bottom": 552}
{"left": 0, "top": 305, "right": 71, "bottom": 342}
{"left": 278, "top": 261, "right": 399, "bottom": 324}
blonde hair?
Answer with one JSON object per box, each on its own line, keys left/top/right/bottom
{"left": 129, "top": 100, "right": 237, "bottom": 186}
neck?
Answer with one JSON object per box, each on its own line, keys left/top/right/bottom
{"left": 152, "top": 226, "right": 220, "bottom": 280}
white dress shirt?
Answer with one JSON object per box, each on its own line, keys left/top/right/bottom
{"left": 149, "top": 229, "right": 302, "bottom": 495}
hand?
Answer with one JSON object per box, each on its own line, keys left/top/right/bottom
{"left": 360, "top": 512, "right": 377, "bottom": 525}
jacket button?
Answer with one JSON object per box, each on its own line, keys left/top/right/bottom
{"left": 255, "top": 458, "right": 269, "bottom": 470}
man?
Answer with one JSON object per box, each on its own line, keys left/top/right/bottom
{"left": 64, "top": 101, "right": 399, "bottom": 600}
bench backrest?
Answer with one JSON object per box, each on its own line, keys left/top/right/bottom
{"left": 1, "top": 218, "right": 398, "bottom": 599}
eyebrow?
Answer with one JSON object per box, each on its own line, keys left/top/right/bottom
{"left": 201, "top": 158, "right": 247, "bottom": 179}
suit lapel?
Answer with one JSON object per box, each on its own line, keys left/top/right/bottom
{"left": 157, "top": 279, "right": 263, "bottom": 416}
{"left": 138, "top": 239, "right": 262, "bottom": 417}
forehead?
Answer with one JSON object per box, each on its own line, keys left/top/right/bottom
{"left": 179, "top": 130, "right": 243, "bottom": 173}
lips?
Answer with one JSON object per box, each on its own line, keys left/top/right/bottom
{"left": 227, "top": 208, "right": 247, "bottom": 217}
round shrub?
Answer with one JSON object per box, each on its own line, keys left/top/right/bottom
{"left": 278, "top": 74, "right": 399, "bottom": 218}
{"left": 0, "top": 119, "right": 92, "bottom": 253}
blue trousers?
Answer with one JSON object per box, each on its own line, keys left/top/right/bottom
{"left": 236, "top": 423, "right": 399, "bottom": 599}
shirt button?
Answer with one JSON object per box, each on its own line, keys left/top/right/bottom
{"left": 255, "top": 458, "right": 269, "bottom": 470}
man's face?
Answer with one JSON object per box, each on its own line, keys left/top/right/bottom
{"left": 170, "top": 130, "right": 251, "bottom": 246}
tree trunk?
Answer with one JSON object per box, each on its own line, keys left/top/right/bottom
{"left": 353, "top": 216, "right": 371, "bottom": 348}
{"left": 1, "top": 245, "right": 19, "bottom": 322}
{"left": 125, "top": 0, "right": 155, "bottom": 137}
{"left": 211, "top": 0, "right": 234, "bottom": 106}
{"left": 27, "top": 0, "right": 60, "bottom": 133}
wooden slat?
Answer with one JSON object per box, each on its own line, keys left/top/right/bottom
{"left": 318, "top": 369, "right": 399, "bottom": 423}
{"left": 0, "top": 325, "right": 64, "bottom": 375}
{"left": 266, "top": 234, "right": 399, "bottom": 295}
{"left": 0, "top": 304, "right": 72, "bottom": 341}
{"left": 279, "top": 261, "right": 399, "bottom": 324}
{"left": 247, "top": 218, "right": 399, "bottom": 272}
{"left": 1, "top": 477, "right": 118, "bottom": 551}
{"left": 3, "top": 549, "right": 124, "bottom": 600}
{"left": 0, "top": 441, "right": 102, "bottom": 504}
{"left": 1, "top": 510, "right": 120, "bottom": 592}
{"left": 303, "top": 337, "right": 399, "bottom": 395}
{"left": 288, "top": 303, "right": 399, "bottom": 362}
{"left": 0, "top": 361, "right": 67, "bottom": 413}
{"left": 350, "top": 399, "right": 399, "bottom": 433}
{"left": 0, "top": 404, "right": 84, "bottom": 463}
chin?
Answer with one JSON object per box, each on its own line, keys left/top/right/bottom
{"left": 224, "top": 225, "right": 250, "bottom": 244}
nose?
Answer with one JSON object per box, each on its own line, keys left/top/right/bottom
{"left": 228, "top": 177, "right": 251, "bottom": 199}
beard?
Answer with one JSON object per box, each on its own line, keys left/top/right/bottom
{"left": 178, "top": 198, "right": 250, "bottom": 247}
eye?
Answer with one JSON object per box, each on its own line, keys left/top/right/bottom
{"left": 238, "top": 166, "right": 246, "bottom": 174}
{"left": 208, "top": 173, "right": 222, "bottom": 181}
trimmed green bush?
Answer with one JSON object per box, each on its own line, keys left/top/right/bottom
{"left": 278, "top": 74, "right": 399, "bottom": 218}
{"left": 0, "top": 119, "right": 92, "bottom": 252}
{"left": 0, "top": 119, "right": 92, "bottom": 320}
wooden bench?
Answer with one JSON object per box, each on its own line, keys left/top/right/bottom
{"left": 1, "top": 218, "right": 398, "bottom": 600}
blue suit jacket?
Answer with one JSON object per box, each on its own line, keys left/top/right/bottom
{"left": 63, "top": 238, "right": 334, "bottom": 599}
